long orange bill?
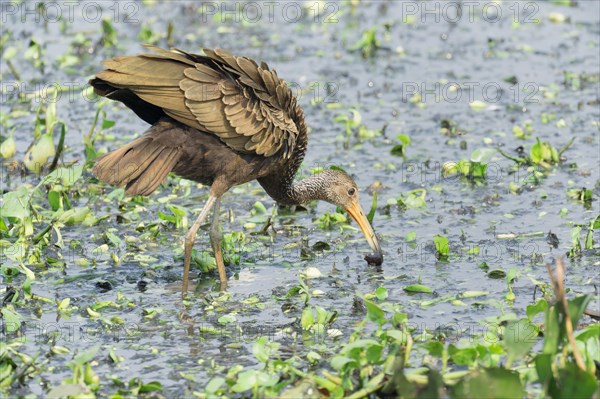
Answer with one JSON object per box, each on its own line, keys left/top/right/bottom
{"left": 345, "top": 201, "right": 381, "bottom": 255}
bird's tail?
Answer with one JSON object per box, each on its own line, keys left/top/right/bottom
{"left": 93, "top": 122, "right": 183, "bottom": 196}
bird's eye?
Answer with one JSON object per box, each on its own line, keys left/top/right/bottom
{"left": 347, "top": 187, "right": 356, "bottom": 196}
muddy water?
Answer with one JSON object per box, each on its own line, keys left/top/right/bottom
{"left": 1, "top": 0, "right": 599, "bottom": 396}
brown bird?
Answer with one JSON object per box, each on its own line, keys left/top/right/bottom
{"left": 90, "top": 45, "right": 382, "bottom": 292}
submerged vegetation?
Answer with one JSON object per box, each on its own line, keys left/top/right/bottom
{"left": 1, "top": 0, "right": 598, "bottom": 398}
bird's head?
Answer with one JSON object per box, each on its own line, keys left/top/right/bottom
{"left": 315, "top": 169, "right": 382, "bottom": 258}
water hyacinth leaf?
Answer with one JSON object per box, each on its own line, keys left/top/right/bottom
{"left": 58, "top": 207, "right": 90, "bottom": 225}
{"left": 367, "top": 192, "right": 377, "bottom": 223}
{"left": 45, "top": 89, "right": 58, "bottom": 128}
{"left": 375, "top": 286, "right": 388, "bottom": 301}
{"left": 469, "top": 100, "right": 488, "bottom": 110}
{"left": 68, "top": 346, "right": 99, "bottom": 369}
{"left": 24, "top": 131, "right": 56, "bottom": 174}
{"left": 217, "top": 314, "right": 236, "bottom": 324}
{"left": 591, "top": 214, "right": 600, "bottom": 229}
{"left": 205, "top": 377, "right": 225, "bottom": 393}
{"left": 253, "top": 201, "right": 267, "bottom": 214}
{"left": 0, "top": 128, "right": 16, "bottom": 158}
{"left": 460, "top": 291, "right": 488, "bottom": 299}
{"left": 422, "top": 341, "right": 444, "bottom": 357}
{"left": 470, "top": 148, "right": 496, "bottom": 162}
{"left": 575, "top": 324, "right": 600, "bottom": 343}
{"left": 543, "top": 304, "right": 561, "bottom": 355}
{"left": 451, "top": 368, "right": 524, "bottom": 399}
{"left": 138, "top": 381, "right": 163, "bottom": 393}
{"left": 526, "top": 299, "right": 548, "bottom": 320}
{"left": 331, "top": 355, "right": 358, "bottom": 371}
{"left": 232, "top": 370, "right": 278, "bottom": 392}
{"left": 404, "top": 284, "right": 433, "bottom": 294}
{"left": 391, "top": 134, "right": 410, "bottom": 156}
{"left": 405, "top": 231, "right": 417, "bottom": 242}
{"left": 390, "top": 144, "right": 405, "bottom": 156}
{"left": 534, "top": 353, "right": 553, "bottom": 385}
{"left": 301, "top": 307, "right": 314, "bottom": 329}
{"left": 48, "top": 190, "right": 61, "bottom": 211}
{"left": 315, "top": 305, "right": 328, "bottom": 324}
{"left": 503, "top": 319, "right": 537, "bottom": 366}
{"left": 433, "top": 234, "right": 449, "bottom": 256}
{"left": 1, "top": 306, "right": 22, "bottom": 333}
{"left": 364, "top": 299, "right": 385, "bottom": 324}
{"left": 398, "top": 189, "right": 427, "bottom": 209}
{"left": 1, "top": 187, "right": 30, "bottom": 220}
{"left": 506, "top": 268, "right": 518, "bottom": 284}
{"left": 487, "top": 269, "right": 506, "bottom": 279}
{"left": 547, "top": 362, "right": 597, "bottom": 399}
{"left": 366, "top": 343, "right": 384, "bottom": 363}
{"left": 44, "top": 164, "right": 84, "bottom": 187}
{"left": 530, "top": 138, "right": 559, "bottom": 165}
{"left": 448, "top": 345, "right": 478, "bottom": 366}
{"left": 253, "top": 336, "right": 270, "bottom": 363}
{"left": 46, "top": 384, "right": 90, "bottom": 398}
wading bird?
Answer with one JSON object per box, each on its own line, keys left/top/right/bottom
{"left": 90, "top": 46, "right": 382, "bottom": 292}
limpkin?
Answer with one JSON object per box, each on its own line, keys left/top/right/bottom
{"left": 90, "top": 46, "right": 382, "bottom": 292}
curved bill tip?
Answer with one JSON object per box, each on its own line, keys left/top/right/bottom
{"left": 345, "top": 201, "right": 382, "bottom": 259}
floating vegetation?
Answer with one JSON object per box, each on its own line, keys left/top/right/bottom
{"left": 1, "top": 1, "right": 598, "bottom": 397}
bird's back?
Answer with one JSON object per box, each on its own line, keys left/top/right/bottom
{"left": 90, "top": 46, "right": 306, "bottom": 160}
{"left": 91, "top": 46, "right": 308, "bottom": 197}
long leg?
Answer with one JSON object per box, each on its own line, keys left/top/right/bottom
{"left": 209, "top": 197, "right": 227, "bottom": 290}
{"left": 183, "top": 195, "right": 218, "bottom": 294}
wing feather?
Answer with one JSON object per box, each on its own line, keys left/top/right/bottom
{"left": 92, "top": 46, "right": 302, "bottom": 157}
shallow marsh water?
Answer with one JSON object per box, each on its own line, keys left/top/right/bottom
{"left": 1, "top": 0, "right": 599, "bottom": 397}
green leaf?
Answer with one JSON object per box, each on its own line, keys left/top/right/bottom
{"left": 433, "top": 234, "right": 449, "bottom": 256}
{"left": 375, "top": 286, "right": 388, "bottom": 301}
{"left": 391, "top": 135, "right": 410, "bottom": 157}
{"left": 366, "top": 343, "right": 384, "bottom": 363}
{"left": 405, "top": 231, "right": 417, "bottom": 242}
{"left": 548, "top": 362, "right": 597, "bottom": 399}
{"left": 543, "top": 304, "right": 561, "bottom": 355}
{"left": 205, "top": 377, "right": 225, "bottom": 393}
{"left": 364, "top": 299, "right": 385, "bottom": 324}
{"left": 139, "top": 381, "right": 163, "bottom": 393}
{"left": 68, "top": 346, "right": 99, "bottom": 369}
{"left": 331, "top": 355, "right": 358, "bottom": 371}
{"left": 58, "top": 207, "right": 90, "bottom": 225}
{"left": 469, "top": 100, "right": 488, "bottom": 110}
{"left": 48, "top": 190, "right": 61, "bottom": 211}
{"left": 44, "top": 164, "right": 83, "bottom": 187}
{"left": 46, "top": 384, "right": 90, "bottom": 398}
{"left": 534, "top": 354, "right": 553, "bottom": 385}
{"left": 315, "top": 305, "right": 328, "bottom": 324}
{"left": 451, "top": 368, "right": 524, "bottom": 399}
{"left": 404, "top": 284, "right": 433, "bottom": 294}
{"left": 487, "top": 269, "right": 506, "bottom": 279}
{"left": 217, "top": 314, "right": 236, "bottom": 324}
{"left": 231, "top": 370, "right": 257, "bottom": 392}
{"left": 506, "top": 268, "right": 518, "bottom": 284}
{"left": 301, "top": 307, "right": 314, "bottom": 329}
{"left": 576, "top": 323, "right": 600, "bottom": 342}
{"left": 252, "top": 336, "right": 270, "bottom": 363}
{"left": 503, "top": 319, "right": 538, "bottom": 366}
{"left": 398, "top": 189, "right": 427, "bottom": 209}
{"left": 367, "top": 192, "right": 377, "bottom": 223}
{"left": 422, "top": 341, "right": 444, "bottom": 357}
{"left": 470, "top": 148, "right": 496, "bottom": 162}
{"left": 526, "top": 299, "right": 548, "bottom": 320}
{"left": 1, "top": 306, "right": 22, "bottom": 333}
{"left": 1, "top": 187, "right": 30, "bottom": 220}
{"left": 448, "top": 345, "right": 478, "bottom": 365}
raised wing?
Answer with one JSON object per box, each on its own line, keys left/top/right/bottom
{"left": 90, "top": 45, "right": 301, "bottom": 158}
